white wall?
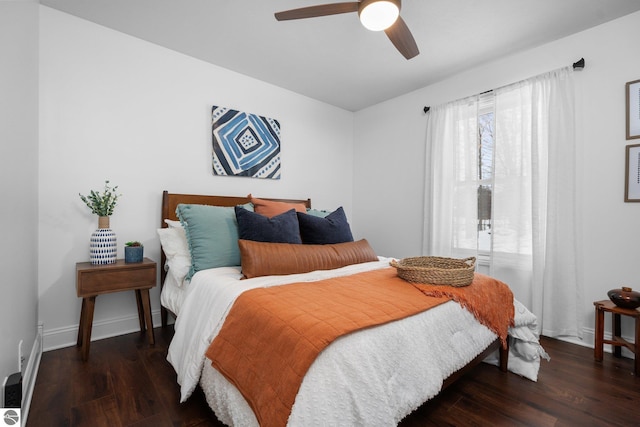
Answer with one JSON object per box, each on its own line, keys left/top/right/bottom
{"left": 0, "top": 0, "right": 39, "bottom": 385}
{"left": 39, "top": 6, "right": 354, "bottom": 350}
{"left": 354, "top": 11, "right": 640, "bottom": 347}
{"left": 36, "top": 6, "right": 640, "bottom": 352}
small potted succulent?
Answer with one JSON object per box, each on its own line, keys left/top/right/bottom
{"left": 124, "top": 241, "right": 144, "bottom": 263}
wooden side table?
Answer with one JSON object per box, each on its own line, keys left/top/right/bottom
{"left": 76, "top": 258, "right": 157, "bottom": 361}
{"left": 593, "top": 300, "right": 640, "bottom": 375}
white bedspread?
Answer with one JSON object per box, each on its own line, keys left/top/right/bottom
{"left": 159, "top": 271, "right": 190, "bottom": 318}
{"left": 167, "top": 258, "right": 547, "bottom": 426}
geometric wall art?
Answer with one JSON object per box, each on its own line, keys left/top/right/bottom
{"left": 211, "top": 105, "right": 281, "bottom": 179}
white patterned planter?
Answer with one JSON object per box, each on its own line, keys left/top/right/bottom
{"left": 90, "top": 217, "right": 117, "bottom": 264}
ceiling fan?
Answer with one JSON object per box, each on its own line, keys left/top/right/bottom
{"left": 274, "top": 0, "right": 419, "bottom": 60}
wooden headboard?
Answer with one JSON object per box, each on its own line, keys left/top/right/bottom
{"left": 159, "top": 190, "right": 311, "bottom": 326}
{"left": 161, "top": 191, "right": 311, "bottom": 225}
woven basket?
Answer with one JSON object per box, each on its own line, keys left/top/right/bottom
{"left": 390, "top": 256, "right": 476, "bottom": 287}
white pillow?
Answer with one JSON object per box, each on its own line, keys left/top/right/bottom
{"left": 157, "top": 219, "right": 191, "bottom": 286}
{"left": 165, "top": 219, "right": 183, "bottom": 229}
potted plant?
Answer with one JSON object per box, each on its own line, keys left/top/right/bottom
{"left": 125, "top": 241, "right": 144, "bottom": 263}
{"left": 79, "top": 180, "right": 120, "bottom": 264}
{"left": 79, "top": 180, "right": 120, "bottom": 228}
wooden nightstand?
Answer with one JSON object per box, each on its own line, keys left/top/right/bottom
{"left": 76, "top": 258, "right": 157, "bottom": 361}
{"left": 593, "top": 300, "right": 640, "bottom": 375}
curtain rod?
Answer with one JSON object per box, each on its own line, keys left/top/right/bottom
{"left": 423, "top": 57, "right": 585, "bottom": 114}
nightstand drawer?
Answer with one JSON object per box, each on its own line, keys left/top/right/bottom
{"left": 76, "top": 258, "right": 156, "bottom": 297}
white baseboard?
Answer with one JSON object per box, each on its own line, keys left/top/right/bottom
{"left": 42, "top": 309, "right": 163, "bottom": 352}
{"left": 21, "top": 323, "right": 43, "bottom": 427}
{"left": 548, "top": 326, "right": 635, "bottom": 359}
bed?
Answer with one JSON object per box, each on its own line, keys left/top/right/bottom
{"left": 157, "top": 191, "right": 547, "bottom": 426}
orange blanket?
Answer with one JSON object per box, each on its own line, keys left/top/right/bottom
{"left": 412, "top": 273, "right": 515, "bottom": 348}
{"left": 205, "top": 268, "right": 512, "bottom": 427}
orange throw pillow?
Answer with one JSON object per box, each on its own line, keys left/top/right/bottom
{"left": 239, "top": 239, "right": 378, "bottom": 279}
{"left": 249, "top": 194, "right": 307, "bottom": 218}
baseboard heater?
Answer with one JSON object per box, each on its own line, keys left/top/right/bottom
{"left": 2, "top": 372, "right": 22, "bottom": 408}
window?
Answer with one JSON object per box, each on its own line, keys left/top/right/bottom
{"left": 425, "top": 67, "right": 579, "bottom": 336}
{"left": 477, "top": 94, "right": 494, "bottom": 252}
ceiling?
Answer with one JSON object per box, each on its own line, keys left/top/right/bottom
{"left": 41, "top": 0, "right": 640, "bottom": 111}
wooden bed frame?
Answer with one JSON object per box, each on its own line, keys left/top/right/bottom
{"left": 158, "top": 190, "right": 507, "bottom": 399}
{"left": 159, "top": 190, "right": 311, "bottom": 326}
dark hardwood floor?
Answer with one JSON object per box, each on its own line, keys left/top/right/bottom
{"left": 27, "top": 327, "right": 639, "bottom": 427}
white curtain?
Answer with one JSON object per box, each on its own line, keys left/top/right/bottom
{"left": 424, "top": 95, "right": 480, "bottom": 259}
{"left": 424, "top": 67, "right": 580, "bottom": 338}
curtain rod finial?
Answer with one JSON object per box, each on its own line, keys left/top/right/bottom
{"left": 573, "top": 58, "right": 585, "bottom": 70}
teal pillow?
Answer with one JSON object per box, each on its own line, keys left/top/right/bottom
{"left": 240, "top": 202, "right": 254, "bottom": 212}
{"left": 306, "top": 208, "right": 330, "bottom": 218}
{"left": 176, "top": 204, "right": 241, "bottom": 280}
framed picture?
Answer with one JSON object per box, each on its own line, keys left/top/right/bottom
{"left": 211, "top": 106, "right": 281, "bottom": 179}
{"left": 626, "top": 79, "right": 640, "bottom": 140}
{"left": 625, "top": 144, "right": 640, "bottom": 202}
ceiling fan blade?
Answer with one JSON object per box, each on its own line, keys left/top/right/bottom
{"left": 275, "top": 2, "right": 359, "bottom": 21}
{"left": 384, "top": 16, "right": 419, "bottom": 59}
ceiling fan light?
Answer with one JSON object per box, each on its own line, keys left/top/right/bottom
{"left": 359, "top": 0, "right": 400, "bottom": 31}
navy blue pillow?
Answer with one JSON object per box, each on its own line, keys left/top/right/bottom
{"left": 235, "top": 206, "right": 302, "bottom": 244}
{"left": 296, "top": 206, "right": 354, "bottom": 244}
